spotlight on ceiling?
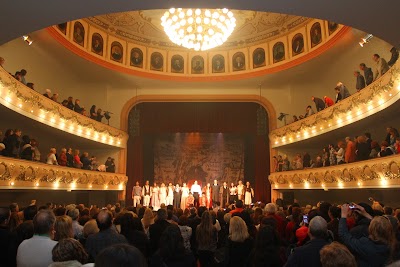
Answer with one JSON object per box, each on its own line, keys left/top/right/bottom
{"left": 22, "top": 35, "right": 33, "bottom": 45}
{"left": 359, "top": 34, "right": 373, "bottom": 47}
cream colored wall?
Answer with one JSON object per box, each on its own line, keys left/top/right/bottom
{"left": 0, "top": 28, "right": 393, "bottom": 131}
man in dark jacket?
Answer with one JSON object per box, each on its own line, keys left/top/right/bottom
{"left": 354, "top": 71, "right": 366, "bottom": 91}
{"left": 149, "top": 208, "right": 170, "bottom": 254}
{"left": 66, "top": 148, "right": 74, "bottom": 167}
{"left": 285, "top": 216, "right": 329, "bottom": 267}
{"left": 359, "top": 63, "right": 374, "bottom": 86}
{"left": 349, "top": 202, "right": 373, "bottom": 239}
{"left": 3, "top": 129, "right": 21, "bottom": 157}
{"left": 311, "top": 96, "right": 325, "bottom": 112}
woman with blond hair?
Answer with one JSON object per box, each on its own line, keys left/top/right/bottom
{"left": 224, "top": 216, "right": 254, "bottom": 267}
{"left": 339, "top": 204, "right": 396, "bottom": 266}
{"left": 141, "top": 208, "right": 154, "bottom": 238}
{"left": 196, "top": 211, "right": 218, "bottom": 266}
{"left": 54, "top": 215, "right": 73, "bottom": 241}
{"left": 73, "top": 149, "right": 83, "bottom": 168}
{"left": 335, "top": 141, "right": 346, "bottom": 164}
{"left": 46, "top": 148, "right": 58, "bottom": 165}
{"left": 58, "top": 148, "right": 67, "bottom": 166}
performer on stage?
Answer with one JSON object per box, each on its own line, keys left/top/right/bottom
{"left": 167, "top": 182, "right": 174, "bottom": 206}
{"left": 186, "top": 192, "right": 194, "bottom": 207}
{"left": 173, "top": 184, "right": 181, "bottom": 209}
{"left": 142, "top": 180, "right": 151, "bottom": 207}
{"left": 151, "top": 182, "right": 160, "bottom": 208}
{"left": 211, "top": 179, "right": 220, "bottom": 208}
{"left": 181, "top": 182, "right": 189, "bottom": 210}
{"left": 229, "top": 182, "right": 237, "bottom": 204}
{"left": 219, "top": 181, "right": 229, "bottom": 208}
{"left": 202, "top": 183, "right": 212, "bottom": 208}
{"left": 191, "top": 180, "right": 202, "bottom": 208}
{"left": 132, "top": 181, "right": 142, "bottom": 207}
{"left": 244, "top": 181, "right": 254, "bottom": 206}
{"left": 159, "top": 183, "right": 167, "bottom": 205}
{"left": 237, "top": 180, "right": 245, "bottom": 201}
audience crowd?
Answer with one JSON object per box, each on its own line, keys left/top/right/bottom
{"left": 0, "top": 128, "right": 116, "bottom": 173}
{"left": 0, "top": 59, "right": 110, "bottom": 124}
{"left": 290, "top": 49, "right": 398, "bottom": 123}
{"left": 273, "top": 126, "right": 400, "bottom": 172}
{"left": 1, "top": 197, "right": 400, "bottom": 267}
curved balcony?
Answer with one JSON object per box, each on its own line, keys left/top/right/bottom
{"left": 269, "top": 155, "right": 400, "bottom": 190}
{"left": 270, "top": 60, "right": 400, "bottom": 148}
{"left": 0, "top": 68, "right": 128, "bottom": 148}
{"left": 0, "top": 157, "right": 127, "bottom": 191}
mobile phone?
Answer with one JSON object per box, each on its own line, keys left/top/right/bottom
{"left": 349, "top": 204, "right": 356, "bottom": 209}
{"left": 303, "top": 215, "right": 309, "bottom": 224}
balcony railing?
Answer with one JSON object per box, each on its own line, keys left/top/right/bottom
{"left": 0, "top": 67, "right": 128, "bottom": 148}
{"left": 0, "top": 156, "right": 127, "bottom": 190}
{"left": 269, "top": 154, "right": 400, "bottom": 190}
{"left": 270, "top": 60, "right": 400, "bottom": 148}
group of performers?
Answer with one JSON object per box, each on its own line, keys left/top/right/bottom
{"left": 131, "top": 179, "right": 255, "bottom": 209}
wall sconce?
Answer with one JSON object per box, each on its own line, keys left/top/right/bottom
{"left": 22, "top": 35, "right": 33, "bottom": 45}
{"left": 359, "top": 34, "right": 373, "bottom": 47}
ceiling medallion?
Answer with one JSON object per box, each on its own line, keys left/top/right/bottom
{"left": 161, "top": 8, "right": 236, "bottom": 51}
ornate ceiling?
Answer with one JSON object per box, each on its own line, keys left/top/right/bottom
{"left": 85, "top": 10, "right": 311, "bottom": 50}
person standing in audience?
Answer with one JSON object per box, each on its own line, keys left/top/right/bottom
{"left": 51, "top": 93, "right": 59, "bottom": 102}
{"left": 311, "top": 96, "right": 325, "bottom": 112}
{"left": 90, "top": 105, "right": 97, "bottom": 120}
{"left": 378, "top": 141, "right": 394, "bottom": 157}
{"left": 196, "top": 211, "right": 218, "bottom": 266}
{"left": 142, "top": 180, "right": 151, "bottom": 207}
{"left": 385, "top": 127, "right": 399, "bottom": 145}
{"left": 320, "top": 242, "right": 357, "bottom": 267}
{"left": 336, "top": 82, "right": 351, "bottom": 99}
{"left": 334, "top": 141, "right": 345, "bottom": 164}
{"left": 43, "top": 89, "right": 51, "bottom": 98}
{"left": 54, "top": 215, "right": 73, "bottom": 241}
{"left": 364, "top": 133, "right": 373, "bottom": 152}
{"left": 305, "top": 105, "right": 315, "bottom": 117}
{"left": 250, "top": 225, "right": 282, "bottom": 267}
{"left": 354, "top": 71, "right": 366, "bottom": 91}
{"left": 95, "top": 244, "right": 147, "bottom": 267}
{"left": 388, "top": 47, "right": 399, "bottom": 67}
{"left": 66, "top": 148, "right": 73, "bottom": 167}
{"left": 46, "top": 148, "right": 58, "bottom": 165}
{"left": 19, "top": 135, "right": 32, "bottom": 160}
{"left": 20, "top": 69, "right": 27, "bottom": 85}
{"left": 74, "top": 99, "right": 84, "bottom": 113}
{"left": 119, "top": 213, "right": 149, "bottom": 257}
{"left": 73, "top": 149, "right": 83, "bottom": 168}
{"left": 67, "top": 97, "right": 74, "bottom": 110}
{"left": 323, "top": 96, "right": 334, "bottom": 107}
{"left": 285, "top": 216, "right": 329, "bottom": 267}
{"left": 345, "top": 137, "right": 356, "bottom": 163}
{"left": 373, "top": 53, "right": 390, "bottom": 80}
{"left": 49, "top": 238, "right": 88, "bottom": 267}
{"left": 149, "top": 209, "right": 171, "bottom": 254}
{"left": 96, "top": 108, "right": 104, "bottom": 122}
{"left": 105, "top": 157, "right": 115, "bottom": 172}
{"left": 85, "top": 210, "right": 128, "bottom": 262}
{"left": 334, "top": 87, "right": 343, "bottom": 103}
{"left": 359, "top": 63, "right": 374, "bottom": 86}
{"left": 17, "top": 210, "right": 57, "bottom": 267}
{"left": 370, "top": 141, "right": 380, "bottom": 158}
{"left": 81, "top": 152, "right": 91, "bottom": 170}
{"left": 132, "top": 181, "right": 142, "bottom": 207}
{"left": 181, "top": 182, "right": 190, "bottom": 210}
{"left": 3, "top": 128, "right": 21, "bottom": 158}
{"left": 339, "top": 204, "right": 395, "bottom": 267}
{"left": 356, "top": 136, "right": 370, "bottom": 161}
{"left": 58, "top": 148, "right": 67, "bottom": 166}
{"left": 141, "top": 208, "right": 155, "bottom": 238}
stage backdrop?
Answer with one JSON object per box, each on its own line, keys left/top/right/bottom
{"left": 126, "top": 102, "right": 270, "bottom": 204}
{"left": 153, "top": 133, "right": 245, "bottom": 186}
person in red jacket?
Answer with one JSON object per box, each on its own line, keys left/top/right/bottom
{"left": 323, "top": 96, "right": 334, "bottom": 107}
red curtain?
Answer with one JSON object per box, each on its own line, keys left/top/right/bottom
{"left": 125, "top": 102, "right": 271, "bottom": 204}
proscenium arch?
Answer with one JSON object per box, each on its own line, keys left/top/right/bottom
{"left": 0, "top": 1, "right": 399, "bottom": 46}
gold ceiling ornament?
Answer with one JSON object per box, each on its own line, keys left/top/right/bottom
{"left": 161, "top": 8, "right": 236, "bottom": 51}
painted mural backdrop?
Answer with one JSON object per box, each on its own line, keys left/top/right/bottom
{"left": 154, "top": 133, "right": 245, "bottom": 185}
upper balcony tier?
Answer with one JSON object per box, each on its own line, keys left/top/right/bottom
{"left": 269, "top": 154, "right": 400, "bottom": 190}
{"left": 0, "top": 67, "right": 128, "bottom": 148}
{"left": 0, "top": 156, "right": 127, "bottom": 191}
{"left": 269, "top": 60, "right": 400, "bottom": 148}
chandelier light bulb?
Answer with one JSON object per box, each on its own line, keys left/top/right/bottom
{"left": 161, "top": 8, "right": 236, "bottom": 51}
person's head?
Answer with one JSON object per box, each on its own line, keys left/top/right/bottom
{"left": 320, "top": 242, "right": 357, "bottom": 267}
{"left": 14, "top": 129, "right": 22, "bottom": 137}
{"left": 223, "top": 181, "right": 227, "bottom": 187}
{"left": 24, "top": 205, "right": 38, "bottom": 221}
{"left": 354, "top": 70, "right": 360, "bottom": 77}
{"left": 145, "top": 180, "right": 149, "bottom": 185}
{"left": 49, "top": 147, "right": 56, "bottom": 154}
{"left": 381, "top": 141, "right": 389, "bottom": 149}
{"left": 373, "top": 53, "right": 380, "bottom": 62}
{"left": 158, "top": 224, "right": 186, "bottom": 261}
{"left": 83, "top": 219, "right": 99, "bottom": 238}
{"left": 67, "top": 208, "right": 79, "bottom": 221}
{"left": 255, "top": 225, "right": 280, "bottom": 250}
{"left": 235, "top": 200, "right": 244, "bottom": 209}
{"left": 33, "top": 209, "right": 56, "bottom": 236}
{"left": 0, "top": 57, "right": 4, "bottom": 66}
{"left": 20, "top": 69, "right": 27, "bottom": 76}
{"left": 95, "top": 244, "right": 147, "bottom": 267}
{"left": 157, "top": 208, "right": 167, "bottom": 221}
{"left": 74, "top": 149, "right": 80, "bottom": 156}
{"left": 369, "top": 216, "right": 396, "bottom": 247}
{"left": 306, "top": 105, "right": 312, "bottom": 110}
{"left": 194, "top": 180, "right": 198, "bottom": 185}
{"left": 345, "top": 136, "right": 351, "bottom": 143}
{"left": 26, "top": 82, "right": 34, "bottom": 89}
{"left": 384, "top": 206, "right": 393, "bottom": 215}
{"left": 308, "top": 216, "right": 327, "bottom": 239}
{"left": 54, "top": 215, "right": 73, "bottom": 241}
{"left": 265, "top": 203, "right": 277, "bottom": 215}
{"left": 75, "top": 99, "right": 80, "bottom": 104}
{"left": 246, "top": 181, "right": 250, "bottom": 187}
{"left": 96, "top": 210, "right": 113, "bottom": 231}
{"left": 328, "top": 206, "right": 341, "bottom": 220}
{"left": 52, "top": 238, "right": 88, "bottom": 264}
{"left": 0, "top": 207, "right": 10, "bottom": 225}
{"left": 229, "top": 216, "right": 249, "bottom": 242}
{"left": 359, "top": 63, "right": 366, "bottom": 70}
{"left": 9, "top": 203, "right": 19, "bottom": 212}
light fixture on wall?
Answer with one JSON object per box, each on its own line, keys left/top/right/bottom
{"left": 161, "top": 8, "right": 236, "bottom": 51}
{"left": 359, "top": 34, "right": 373, "bottom": 47}
{"left": 22, "top": 35, "right": 33, "bottom": 45}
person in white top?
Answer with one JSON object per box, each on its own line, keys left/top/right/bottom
{"left": 46, "top": 148, "right": 58, "bottom": 165}
{"left": 190, "top": 180, "right": 202, "bottom": 207}
{"left": 180, "top": 183, "right": 190, "bottom": 210}
{"left": 237, "top": 180, "right": 244, "bottom": 201}
{"left": 166, "top": 182, "right": 174, "bottom": 206}
{"left": 159, "top": 183, "right": 167, "bottom": 205}
{"left": 151, "top": 182, "right": 160, "bottom": 209}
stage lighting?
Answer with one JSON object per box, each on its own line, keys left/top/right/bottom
{"left": 359, "top": 34, "right": 373, "bottom": 47}
{"left": 22, "top": 35, "right": 33, "bottom": 45}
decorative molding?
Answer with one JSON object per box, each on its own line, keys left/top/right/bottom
{"left": 46, "top": 22, "right": 349, "bottom": 81}
{"left": 269, "top": 155, "right": 400, "bottom": 190}
{"left": 270, "top": 60, "right": 400, "bottom": 148}
{"left": 0, "top": 68, "right": 128, "bottom": 148}
{"left": 0, "top": 157, "right": 127, "bottom": 191}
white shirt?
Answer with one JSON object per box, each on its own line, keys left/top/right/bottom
{"left": 46, "top": 154, "right": 58, "bottom": 165}
{"left": 191, "top": 184, "right": 202, "bottom": 196}
{"left": 17, "top": 235, "right": 57, "bottom": 267}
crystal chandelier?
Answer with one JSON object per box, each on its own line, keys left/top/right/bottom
{"left": 161, "top": 8, "right": 236, "bottom": 51}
